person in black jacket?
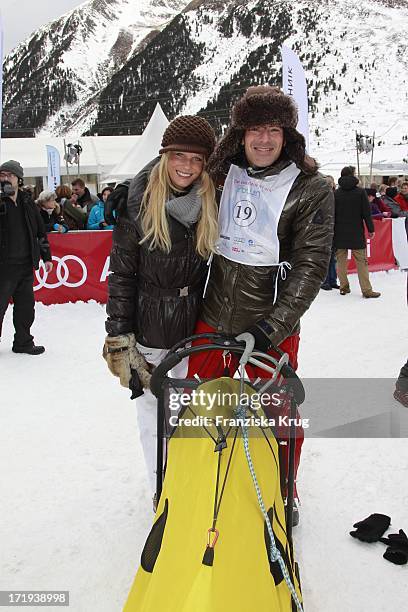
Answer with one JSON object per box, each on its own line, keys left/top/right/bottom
{"left": 102, "top": 116, "right": 217, "bottom": 487}
{"left": 334, "top": 166, "right": 380, "bottom": 298}
{"left": 0, "top": 160, "right": 53, "bottom": 354}
{"left": 36, "top": 190, "right": 69, "bottom": 233}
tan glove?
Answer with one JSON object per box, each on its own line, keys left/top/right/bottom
{"left": 103, "top": 333, "right": 135, "bottom": 388}
{"left": 129, "top": 346, "right": 153, "bottom": 390}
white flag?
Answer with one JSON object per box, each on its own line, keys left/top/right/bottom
{"left": 46, "top": 145, "right": 61, "bottom": 191}
{"left": 281, "top": 45, "right": 309, "bottom": 151}
{"left": 0, "top": 11, "right": 4, "bottom": 157}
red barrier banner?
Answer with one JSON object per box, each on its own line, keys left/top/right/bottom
{"left": 34, "top": 231, "right": 112, "bottom": 305}
{"left": 347, "top": 218, "right": 396, "bottom": 273}
{"left": 34, "top": 220, "right": 398, "bottom": 305}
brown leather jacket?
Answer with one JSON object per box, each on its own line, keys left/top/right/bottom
{"left": 201, "top": 159, "right": 335, "bottom": 346}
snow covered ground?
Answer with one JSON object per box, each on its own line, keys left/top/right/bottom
{"left": 0, "top": 269, "right": 407, "bottom": 612}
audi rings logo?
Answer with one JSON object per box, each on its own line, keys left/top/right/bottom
{"left": 34, "top": 255, "right": 88, "bottom": 291}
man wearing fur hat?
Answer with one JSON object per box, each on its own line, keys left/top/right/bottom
{"left": 187, "top": 86, "right": 334, "bottom": 520}
{"left": 0, "top": 160, "right": 52, "bottom": 354}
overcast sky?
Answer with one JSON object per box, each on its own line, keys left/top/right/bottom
{"left": 1, "top": 0, "right": 84, "bottom": 54}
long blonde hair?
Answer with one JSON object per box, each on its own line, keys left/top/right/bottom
{"left": 139, "top": 153, "right": 218, "bottom": 258}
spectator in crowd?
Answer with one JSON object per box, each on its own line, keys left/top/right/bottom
{"left": 378, "top": 184, "right": 393, "bottom": 215}
{"left": 321, "top": 175, "right": 339, "bottom": 290}
{"left": 36, "top": 190, "right": 68, "bottom": 233}
{"left": 21, "top": 185, "right": 35, "bottom": 198}
{"left": 0, "top": 160, "right": 52, "bottom": 354}
{"left": 383, "top": 186, "right": 408, "bottom": 218}
{"left": 394, "top": 181, "right": 408, "bottom": 212}
{"left": 87, "top": 186, "right": 115, "bottom": 230}
{"left": 365, "top": 188, "right": 390, "bottom": 219}
{"left": 334, "top": 165, "right": 380, "bottom": 298}
{"left": 71, "top": 178, "right": 98, "bottom": 214}
{"left": 55, "top": 184, "right": 72, "bottom": 206}
{"left": 388, "top": 177, "right": 398, "bottom": 188}
{"left": 56, "top": 185, "right": 87, "bottom": 230}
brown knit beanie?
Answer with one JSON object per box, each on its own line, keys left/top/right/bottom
{"left": 231, "top": 85, "right": 298, "bottom": 129}
{"left": 159, "top": 115, "right": 216, "bottom": 158}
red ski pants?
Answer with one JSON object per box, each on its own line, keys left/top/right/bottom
{"left": 187, "top": 320, "right": 304, "bottom": 497}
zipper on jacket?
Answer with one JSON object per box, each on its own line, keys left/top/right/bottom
{"left": 184, "top": 228, "right": 193, "bottom": 339}
{"left": 229, "top": 264, "right": 240, "bottom": 333}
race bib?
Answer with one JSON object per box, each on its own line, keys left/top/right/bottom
{"left": 216, "top": 163, "right": 300, "bottom": 266}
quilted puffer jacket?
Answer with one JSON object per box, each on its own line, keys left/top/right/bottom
{"left": 201, "top": 158, "right": 335, "bottom": 346}
{"left": 105, "top": 160, "right": 207, "bottom": 348}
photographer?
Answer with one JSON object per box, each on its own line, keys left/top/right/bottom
{"left": 0, "top": 160, "right": 52, "bottom": 355}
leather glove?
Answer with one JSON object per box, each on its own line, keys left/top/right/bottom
{"left": 129, "top": 369, "right": 144, "bottom": 400}
{"left": 246, "top": 320, "right": 274, "bottom": 353}
{"left": 104, "top": 183, "right": 129, "bottom": 225}
{"left": 103, "top": 333, "right": 135, "bottom": 388}
{"left": 349, "top": 513, "right": 391, "bottom": 543}
{"left": 380, "top": 529, "right": 408, "bottom": 565}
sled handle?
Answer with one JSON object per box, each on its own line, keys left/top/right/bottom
{"left": 150, "top": 353, "right": 183, "bottom": 397}
{"left": 150, "top": 336, "right": 305, "bottom": 405}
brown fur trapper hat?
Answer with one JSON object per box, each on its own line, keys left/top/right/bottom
{"left": 231, "top": 85, "right": 298, "bottom": 130}
{"left": 159, "top": 115, "right": 216, "bottom": 158}
{"left": 207, "top": 85, "right": 318, "bottom": 176}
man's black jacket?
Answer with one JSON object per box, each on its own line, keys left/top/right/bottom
{"left": 334, "top": 176, "right": 374, "bottom": 249}
{"left": 0, "top": 189, "right": 52, "bottom": 268}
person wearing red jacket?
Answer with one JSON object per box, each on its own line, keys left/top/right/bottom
{"left": 394, "top": 182, "right": 408, "bottom": 212}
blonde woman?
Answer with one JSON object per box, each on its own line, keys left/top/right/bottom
{"left": 103, "top": 116, "right": 217, "bottom": 488}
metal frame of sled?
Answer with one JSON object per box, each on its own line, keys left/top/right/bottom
{"left": 150, "top": 332, "right": 306, "bottom": 549}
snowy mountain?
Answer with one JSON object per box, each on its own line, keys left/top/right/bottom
{"left": 3, "top": 0, "right": 408, "bottom": 156}
{"left": 2, "top": 0, "right": 189, "bottom": 137}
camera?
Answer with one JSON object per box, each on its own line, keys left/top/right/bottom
{"left": 0, "top": 181, "right": 16, "bottom": 198}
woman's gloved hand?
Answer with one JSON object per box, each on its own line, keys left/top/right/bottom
{"left": 103, "top": 333, "right": 154, "bottom": 397}
{"left": 102, "top": 333, "right": 135, "bottom": 388}
{"left": 129, "top": 347, "right": 153, "bottom": 391}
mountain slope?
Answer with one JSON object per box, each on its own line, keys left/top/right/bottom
{"left": 87, "top": 0, "right": 408, "bottom": 154}
{"left": 3, "top": 0, "right": 408, "bottom": 157}
{"left": 2, "top": 0, "right": 189, "bottom": 137}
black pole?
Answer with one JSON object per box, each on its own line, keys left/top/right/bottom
{"left": 355, "top": 131, "right": 361, "bottom": 182}
{"left": 286, "top": 395, "right": 297, "bottom": 555}
{"left": 156, "top": 388, "right": 165, "bottom": 503}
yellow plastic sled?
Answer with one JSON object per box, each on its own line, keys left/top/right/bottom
{"left": 124, "top": 377, "right": 302, "bottom": 612}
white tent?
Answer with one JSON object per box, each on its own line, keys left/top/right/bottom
{"left": 102, "top": 103, "right": 169, "bottom": 183}
{"left": 317, "top": 144, "right": 408, "bottom": 178}
{"left": 0, "top": 135, "right": 141, "bottom": 178}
